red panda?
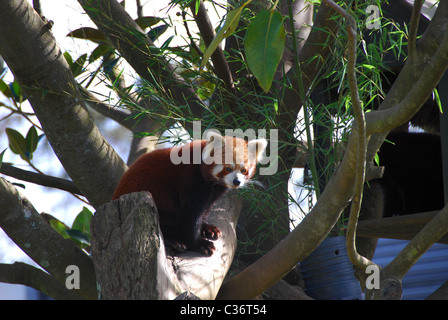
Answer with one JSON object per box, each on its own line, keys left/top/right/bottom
{"left": 112, "top": 131, "right": 267, "bottom": 256}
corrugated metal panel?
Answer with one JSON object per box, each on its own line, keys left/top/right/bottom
{"left": 373, "top": 238, "right": 448, "bottom": 300}
{"left": 301, "top": 236, "right": 364, "bottom": 300}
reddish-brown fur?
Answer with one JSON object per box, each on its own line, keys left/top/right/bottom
{"left": 113, "top": 140, "right": 230, "bottom": 255}
{"left": 113, "top": 140, "right": 208, "bottom": 213}
{"left": 112, "top": 134, "right": 265, "bottom": 255}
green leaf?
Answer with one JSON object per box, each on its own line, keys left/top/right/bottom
{"left": 0, "top": 148, "right": 6, "bottom": 169}
{"left": 63, "top": 51, "right": 74, "bottom": 67}
{"left": 374, "top": 153, "right": 380, "bottom": 167}
{"left": 89, "top": 44, "right": 112, "bottom": 63}
{"left": 273, "top": 100, "right": 279, "bottom": 114}
{"left": 49, "top": 219, "right": 71, "bottom": 239}
{"left": 0, "top": 79, "right": 12, "bottom": 98}
{"left": 433, "top": 88, "right": 443, "bottom": 113}
{"left": 71, "top": 54, "right": 88, "bottom": 77}
{"left": 26, "top": 126, "right": 39, "bottom": 154}
{"left": 147, "top": 24, "right": 169, "bottom": 42}
{"left": 245, "top": 10, "right": 286, "bottom": 93}
{"left": 200, "top": 0, "right": 252, "bottom": 70}
{"left": 160, "top": 35, "right": 174, "bottom": 51}
{"left": 195, "top": 0, "right": 200, "bottom": 15}
{"left": 10, "top": 81, "right": 24, "bottom": 102}
{"left": 6, "top": 128, "right": 27, "bottom": 160}
{"left": 65, "top": 229, "right": 90, "bottom": 245}
{"left": 12, "top": 182, "right": 25, "bottom": 189}
{"left": 134, "top": 16, "right": 163, "bottom": 30}
{"left": 72, "top": 207, "right": 93, "bottom": 236}
{"left": 67, "top": 27, "right": 107, "bottom": 44}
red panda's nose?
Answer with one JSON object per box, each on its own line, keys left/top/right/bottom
{"left": 233, "top": 179, "right": 241, "bottom": 187}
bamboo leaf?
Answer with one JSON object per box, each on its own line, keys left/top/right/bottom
{"left": 67, "top": 27, "right": 107, "bottom": 44}
{"left": 147, "top": 24, "right": 169, "bottom": 42}
{"left": 200, "top": 0, "right": 252, "bottom": 70}
{"left": 134, "top": 16, "right": 163, "bottom": 30}
{"left": 71, "top": 54, "right": 88, "bottom": 77}
{"left": 89, "top": 44, "right": 112, "bottom": 63}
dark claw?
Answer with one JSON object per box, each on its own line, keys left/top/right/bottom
{"left": 201, "top": 224, "right": 221, "bottom": 240}
{"left": 166, "top": 239, "right": 187, "bottom": 253}
{"left": 199, "top": 240, "right": 216, "bottom": 256}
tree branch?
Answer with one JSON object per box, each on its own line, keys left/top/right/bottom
{"left": 408, "top": 0, "right": 423, "bottom": 62}
{"left": 322, "top": 0, "right": 373, "bottom": 271}
{"left": 427, "top": 279, "right": 448, "bottom": 300}
{"left": 182, "top": 10, "right": 203, "bottom": 57}
{"left": 277, "top": 0, "right": 313, "bottom": 78}
{"left": 0, "top": 262, "right": 83, "bottom": 300}
{"left": 0, "top": 163, "right": 82, "bottom": 195}
{"left": 0, "top": 0, "right": 128, "bottom": 207}
{"left": 384, "top": 204, "right": 448, "bottom": 279}
{"left": 365, "top": 26, "right": 448, "bottom": 135}
{"left": 77, "top": 0, "right": 206, "bottom": 123}
{"left": 218, "top": 131, "right": 363, "bottom": 299}
{"left": 0, "top": 177, "right": 97, "bottom": 299}
{"left": 218, "top": 1, "right": 448, "bottom": 300}
{"left": 190, "top": 0, "right": 234, "bottom": 91}
{"left": 365, "top": 1, "right": 448, "bottom": 165}
{"left": 80, "top": 86, "right": 133, "bottom": 130}
{"left": 366, "top": 204, "right": 448, "bottom": 300}
{"left": 277, "top": 2, "right": 339, "bottom": 168}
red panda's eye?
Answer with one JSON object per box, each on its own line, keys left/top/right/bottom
{"left": 241, "top": 168, "right": 247, "bottom": 175}
{"left": 225, "top": 167, "right": 232, "bottom": 172}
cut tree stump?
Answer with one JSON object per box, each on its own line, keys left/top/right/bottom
{"left": 91, "top": 191, "right": 241, "bottom": 300}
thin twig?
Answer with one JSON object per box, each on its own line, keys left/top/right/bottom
{"left": 323, "top": 0, "right": 373, "bottom": 270}
{"left": 0, "top": 163, "right": 83, "bottom": 195}
{"left": 79, "top": 86, "right": 133, "bottom": 130}
{"left": 136, "top": 0, "right": 143, "bottom": 19}
{"left": 190, "top": 0, "right": 234, "bottom": 91}
{"left": 408, "top": 0, "right": 423, "bottom": 62}
{"left": 286, "top": 0, "right": 320, "bottom": 198}
{"left": 182, "top": 10, "right": 203, "bottom": 57}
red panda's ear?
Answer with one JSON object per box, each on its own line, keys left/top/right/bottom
{"left": 204, "top": 130, "right": 223, "bottom": 145}
{"left": 203, "top": 130, "right": 224, "bottom": 164}
{"left": 248, "top": 138, "right": 267, "bottom": 163}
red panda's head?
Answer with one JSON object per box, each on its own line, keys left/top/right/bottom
{"left": 202, "top": 132, "right": 267, "bottom": 189}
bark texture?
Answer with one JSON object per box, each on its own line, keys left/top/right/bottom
{"left": 91, "top": 192, "right": 241, "bottom": 300}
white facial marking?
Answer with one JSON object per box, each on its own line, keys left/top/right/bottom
{"left": 248, "top": 166, "right": 255, "bottom": 177}
{"left": 212, "top": 164, "right": 223, "bottom": 178}
{"left": 223, "top": 170, "right": 247, "bottom": 189}
{"left": 235, "top": 172, "right": 246, "bottom": 187}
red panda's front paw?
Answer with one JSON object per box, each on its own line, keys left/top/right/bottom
{"left": 165, "top": 239, "right": 187, "bottom": 253}
{"left": 201, "top": 224, "right": 221, "bottom": 240}
{"left": 198, "top": 239, "right": 216, "bottom": 256}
